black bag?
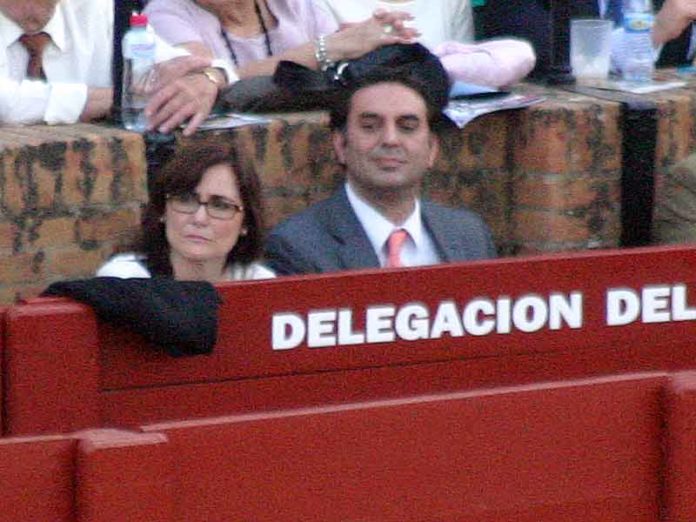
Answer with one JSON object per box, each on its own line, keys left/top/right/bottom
{"left": 219, "top": 43, "right": 450, "bottom": 114}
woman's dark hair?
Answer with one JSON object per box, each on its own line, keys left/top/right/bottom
{"left": 138, "top": 138, "right": 264, "bottom": 277}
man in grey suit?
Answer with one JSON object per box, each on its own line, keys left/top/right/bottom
{"left": 264, "top": 53, "right": 496, "bottom": 276}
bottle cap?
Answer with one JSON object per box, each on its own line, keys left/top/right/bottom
{"left": 130, "top": 13, "right": 148, "bottom": 27}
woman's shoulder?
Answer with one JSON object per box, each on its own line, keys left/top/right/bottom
{"left": 96, "top": 253, "right": 152, "bottom": 279}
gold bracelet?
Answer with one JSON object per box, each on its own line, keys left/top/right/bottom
{"left": 201, "top": 67, "right": 223, "bottom": 88}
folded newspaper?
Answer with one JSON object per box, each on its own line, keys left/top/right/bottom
{"left": 575, "top": 77, "right": 687, "bottom": 95}
{"left": 445, "top": 92, "right": 546, "bottom": 128}
{"left": 194, "top": 113, "right": 273, "bottom": 131}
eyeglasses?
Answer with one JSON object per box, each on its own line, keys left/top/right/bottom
{"left": 166, "top": 192, "right": 244, "bottom": 220}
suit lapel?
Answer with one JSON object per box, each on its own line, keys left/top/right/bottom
{"left": 422, "top": 201, "right": 468, "bottom": 263}
{"left": 324, "top": 188, "right": 381, "bottom": 270}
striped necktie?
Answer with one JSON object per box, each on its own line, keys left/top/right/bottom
{"left": 19, "top": 32, "right": 51, "bottom": 80}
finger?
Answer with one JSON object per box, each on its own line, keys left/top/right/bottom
{"left": 145, "top": 88, "right": 180, "bottom": 130}
{"left": 181, "top": 106, "right": 211, "bottom": 136}
{"left": 157, "top": 100, "right": 196, "bottom": 134}
{"left": 375, "top": 10, "right": 414, "bottom": 23}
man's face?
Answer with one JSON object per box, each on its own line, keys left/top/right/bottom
{"left": 0, "top": 0, "right": 59, "bottom": 33}
{"left": 333, "top": 82, "right": 439, "bottom": 202}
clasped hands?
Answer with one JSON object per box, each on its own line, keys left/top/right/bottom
{"left": 139, "top": 55, "right": 222, "bottom": 136}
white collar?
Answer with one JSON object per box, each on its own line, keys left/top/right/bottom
{"left": 345, "top": 182, "right": 426, "bottom": 258}
{"left": 0, "top": 5, "right": 67, "bottom": 52}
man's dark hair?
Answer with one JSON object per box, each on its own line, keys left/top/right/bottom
{"left": 329, "top": 43, "right": 452, "bottom": 133}
{"left": 135, "top": 138, "right": 265, "bottom": 277}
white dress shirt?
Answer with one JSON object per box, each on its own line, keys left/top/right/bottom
{"left": 0, "top": 0, "right": 113, "bottom": 124}
{"left": 96, "top": 252, "right": 276, "bottom": 280}
{"left": 0, "top": 0, "right": 223, "bottom": 126}
{"left": 345, "top": 182, "right": 441, "bottom": 268}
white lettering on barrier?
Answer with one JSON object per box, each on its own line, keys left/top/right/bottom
{"left": 272, "top": 313, "right": 306, "bottom": 350}
{"left": 271, "top": 292, "right": 583, "bottom": 350}
{"left": 271, "top": 285, "right": 696, "bottom": 350}
{"left": 338, "top": 308, "right": 365, "bottom": 345}
{"left": 430, "top": 300, "right": 464, "bottom": 338}
{"left": 606, "top": 284, "right": 696, "bottom": 326}
{"left": 673, "top": 284, "right": 696, "bottom": 321}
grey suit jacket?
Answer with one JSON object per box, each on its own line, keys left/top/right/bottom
{"left": 265, "top": 187, "right": 496, "bottom": 275}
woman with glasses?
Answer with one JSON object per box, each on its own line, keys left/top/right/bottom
{"left": 96, "top": 139, "right": 274, "bottom": 281}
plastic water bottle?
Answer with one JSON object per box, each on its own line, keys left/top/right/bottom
{"left": 121, "top": 12, "right": 156, "bottom": 132}
{"left": 621, "top": 0, "right": 655, "bottom": 82}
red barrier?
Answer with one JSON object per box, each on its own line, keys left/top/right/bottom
{"left": 100, "top": 245, "right": 696, "bottom": 428}
{"left": 0, "top": 306, "right": 6, "bottom": 433}
{"left": 663, "top": 371, "right": 696, "bottom": 521}
{"left": 142, "top": 373, "right": 666, "bottom": 521}
{"left": 5, "top": 245, "right": 696, "bottom": 435}
{"left": 75, "top": 430, "right": 173, "bottom": 522}
{"left": 4, "top": 300, "right": 100, "bottom": 435}
{"left": 0, "top": 429, "right": 173, "bottom": 522}
{"left": 0, "top": 433, "right": 77, "bottom": 522}
{"left": 4, "top": 373, "right": 696, "bottom": 521}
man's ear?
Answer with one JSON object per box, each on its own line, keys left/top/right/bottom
{"left": 332, "top": 130, "right": 347, "bottom": 166}
{"left": 427, "top": 132, "right": 440, "bottom": 169}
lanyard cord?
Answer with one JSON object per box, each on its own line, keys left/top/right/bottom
{"left": 220, "top": 0, "right": 272, "bottom": 67}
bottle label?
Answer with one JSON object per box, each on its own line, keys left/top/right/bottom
{"left": 623, "top": 12, "right": 654, "bottom": 33}
{"left": 124, "top": 42, "right": 155, "bottom": 60}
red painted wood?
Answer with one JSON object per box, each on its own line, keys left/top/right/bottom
{"left": 101, "top": 341, "right": 676, "bottom": 427}
{"left": 100, "top": 245, "right": 696, "bottom": 391}
{"left": 0, "top": 434, "right": 76, "bottom": 522}
{"left": 663, "top": 371, "right": 696, "bottom": 521}
{"left": 75, "top": 430, "right": 173, "bottom": 522}
{"left": 0, "top": 306, "right": 6, "bottom": 434}
{"left": 4, "top": 301, "right": 100, "bottom": 435}
{"left": 6, "top": 245, "right": 696, "bottom": 433}
{"left": 142, "top": 373, "right": 666, "bottom": 522}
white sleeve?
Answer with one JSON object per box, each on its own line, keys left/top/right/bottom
{"left": 0, "top": 77, "right": 87, "bottom": 125}
{"left": 249, "top": 263, "right": 276, "bottom": 280}
{"left": 96, "top": 254, "right": 152, "bottom": 279}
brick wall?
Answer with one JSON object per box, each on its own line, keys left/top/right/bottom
{"left": 1, "top": 80, "right": 695, "bottom": 304}
{"left": 0, "top": 125, "right": 146, "bottom": 303}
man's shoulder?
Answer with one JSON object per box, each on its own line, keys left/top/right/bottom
{"left": 422, "top": 198, "right": 496, "bottom": 259}
{"left": 269, "top": 191, "right": 346, "bottom": 236}
{"left": 422, "top": 198, "right": 487, "bottom": 225}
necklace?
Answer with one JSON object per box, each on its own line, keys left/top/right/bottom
{"left": 220, "top": 0, "right": 272, "bottom": 67}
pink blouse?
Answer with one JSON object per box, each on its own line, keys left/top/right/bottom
{"left": 435, "top": 39, "right": 537, "bottom": 88}
{"left": 144, "top": 0, "right": 339, "bottom": 66}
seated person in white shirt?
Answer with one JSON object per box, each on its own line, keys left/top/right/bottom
{"left": 0, "top": 0, "right": 236, "bottom": 135}
{"left": 264, "top": 48, "right": 496, "bottom": 275}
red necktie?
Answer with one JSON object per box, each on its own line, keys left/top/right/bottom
{"left": 19, "top": 32, "right": 51, "bottom": 80}
{"left": 386, "top": 229, "right": 409, "bottom": 268}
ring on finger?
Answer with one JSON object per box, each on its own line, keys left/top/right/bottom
{"left": 382, "top": 24, "right": 394, "bottom": 35}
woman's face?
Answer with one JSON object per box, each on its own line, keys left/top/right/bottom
{"left": 165, "top": 163, "right": 245, "bottom": 270}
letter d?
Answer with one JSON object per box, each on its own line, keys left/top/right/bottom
{"left": 606, "top": 288, "right": 640, "bottom": 326}
{"left": 272, "top": 313, "right": 306, "bottom": 350}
